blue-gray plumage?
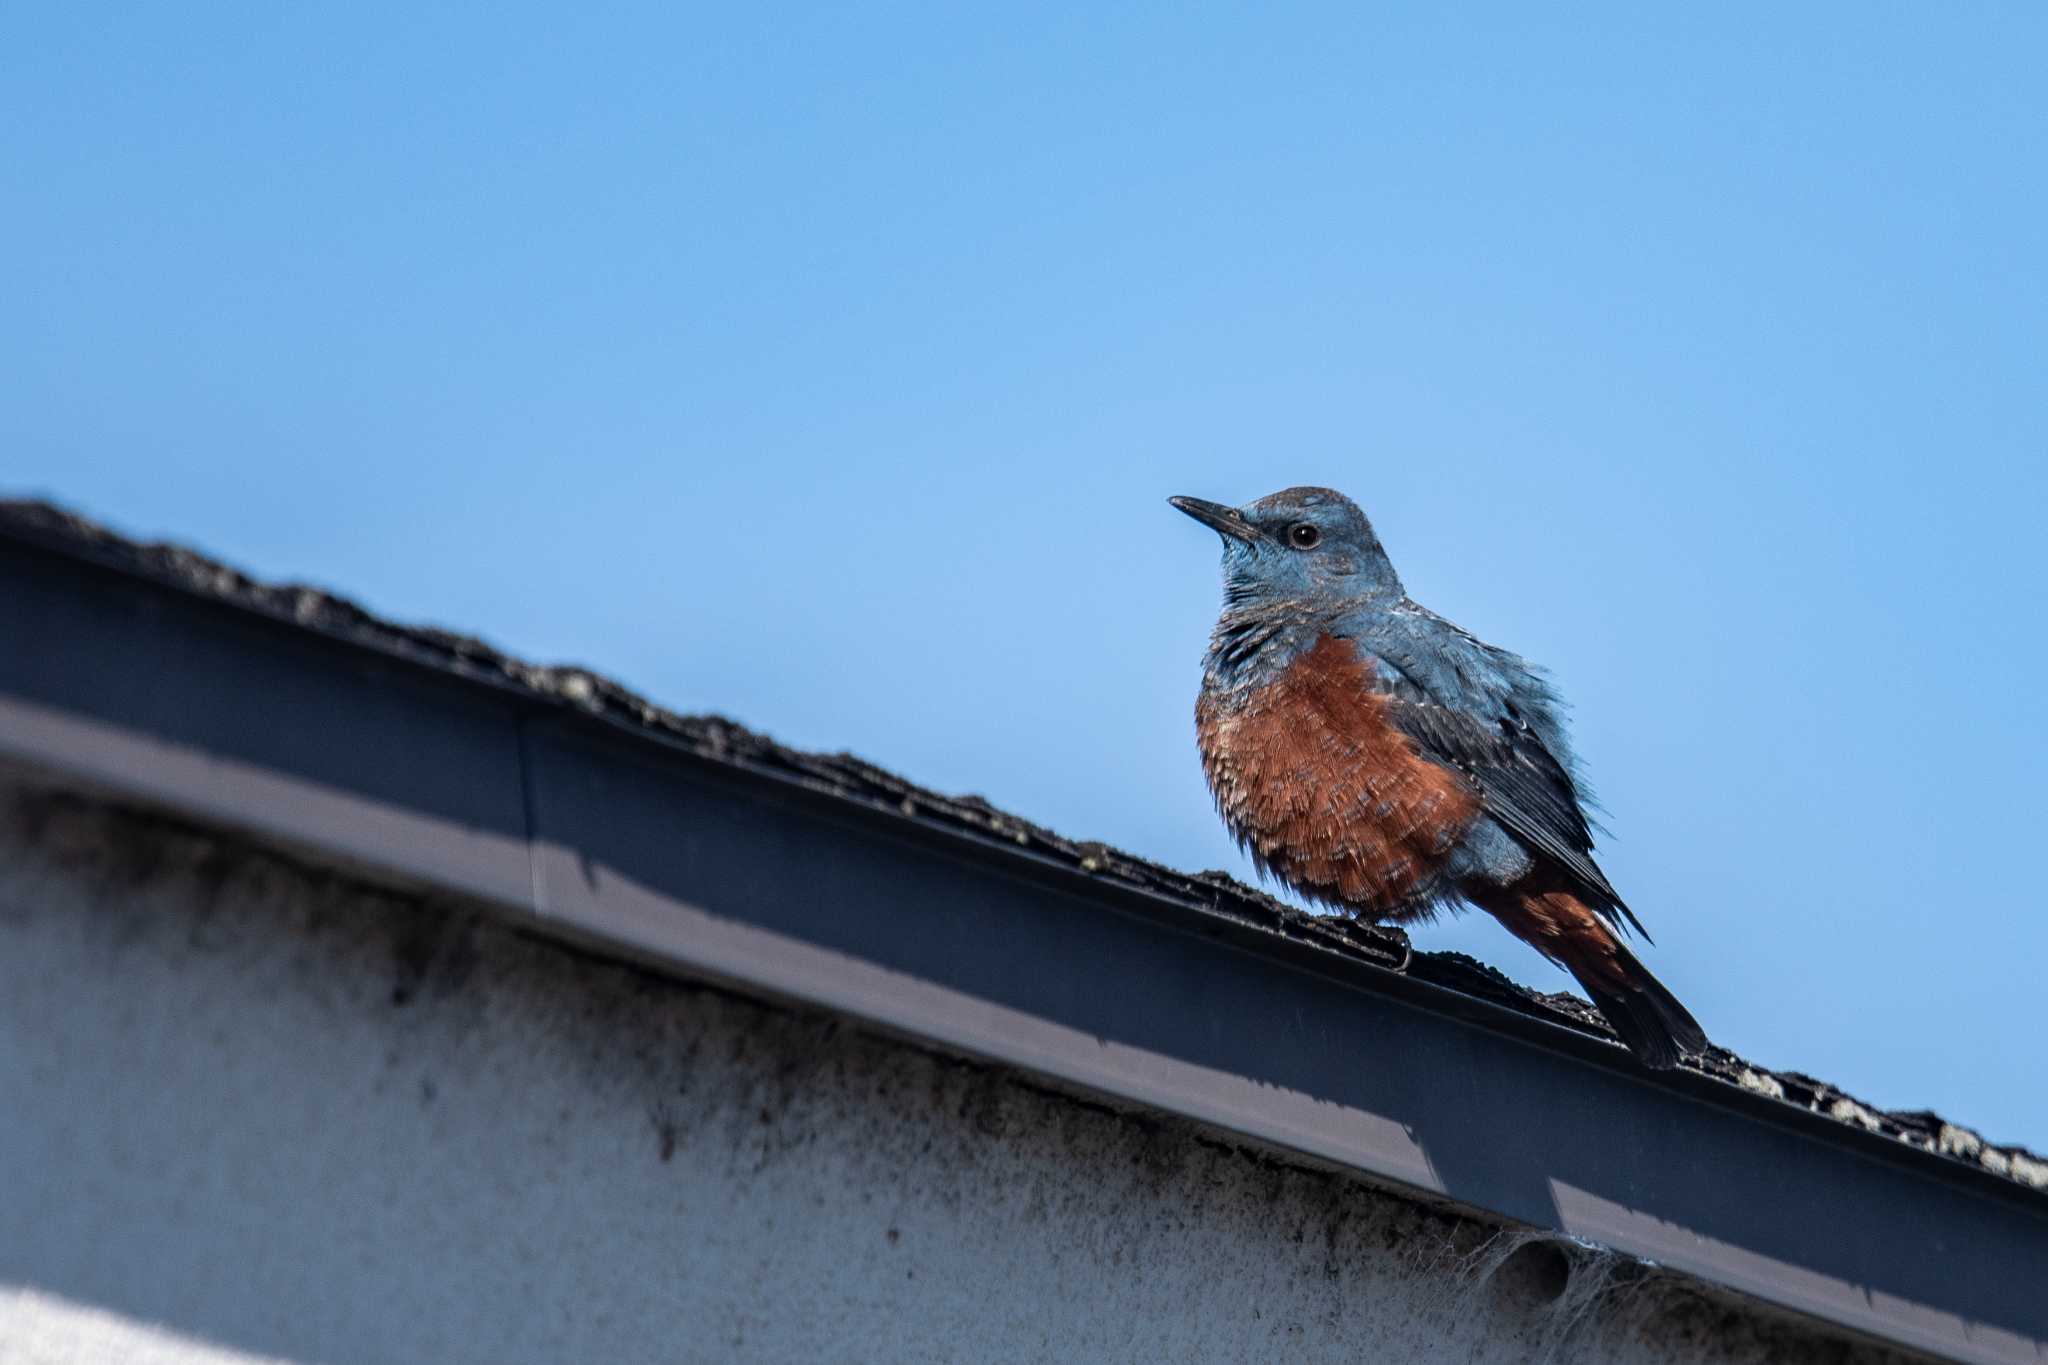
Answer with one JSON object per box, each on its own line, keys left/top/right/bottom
{"left": 1173, "top": 486, "right": 1706, "bottom": 1068}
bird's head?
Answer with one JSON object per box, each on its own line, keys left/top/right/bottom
{"left": 1170, "top": 485, "right": 1401, "bottom": 610}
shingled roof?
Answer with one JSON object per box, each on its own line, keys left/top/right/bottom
{"left": 4, "top": 495, "right": 2046, "bottom": 1365}
{"left": 1, "top": 496, "right": 2039, "bottom": 1192}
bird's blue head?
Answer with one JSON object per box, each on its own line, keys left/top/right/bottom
{"left": 1170, "top": 486, "right": 1402, "bottom": 612}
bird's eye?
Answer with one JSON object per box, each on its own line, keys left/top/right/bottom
{"left": 1287, "top": 523, "right": 1321, "bottom": 549}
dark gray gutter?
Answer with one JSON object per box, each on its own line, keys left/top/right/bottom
{"left": 3, "top": 502, "right": 2043, "bottom": 1364}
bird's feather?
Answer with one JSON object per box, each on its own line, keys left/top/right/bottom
{"left": 1345, "top": 604, "right": 1650, "bottom": 941}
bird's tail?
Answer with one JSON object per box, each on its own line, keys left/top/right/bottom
{"left": 1480, "top": 888, "right": 1708, "bottom": 1070}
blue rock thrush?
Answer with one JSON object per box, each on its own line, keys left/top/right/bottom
{"left": 1171, "top": 486, "right": 1707, "bottom": 1068}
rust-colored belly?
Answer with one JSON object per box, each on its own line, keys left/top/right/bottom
{"left": 1196, "top": 635, "right": 1478, "bottom": 919}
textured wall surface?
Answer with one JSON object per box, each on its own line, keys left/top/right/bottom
{"left": 0, "top": 780, "right": 1919, "bottom": 1365}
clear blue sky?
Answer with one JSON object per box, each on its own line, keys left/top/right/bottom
{"left": 7, "top": 6, "right": 2044, "bottom": 1148}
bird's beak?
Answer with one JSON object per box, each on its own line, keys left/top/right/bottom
{"left": 1169, "top": 495, "right": 1261, "bottom": 545}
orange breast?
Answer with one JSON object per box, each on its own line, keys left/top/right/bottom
{"left": 1196, "top": 634, "right": 1479, "bottom": 919}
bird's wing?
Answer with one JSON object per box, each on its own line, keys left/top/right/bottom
{"left": 1351, "top": 605, "right": 1648, "bottom": 940}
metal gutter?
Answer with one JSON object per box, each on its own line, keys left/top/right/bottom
{"left": 2, "top": 520, "right": 2043, "bottom": 1364}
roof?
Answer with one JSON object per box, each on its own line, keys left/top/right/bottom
{"left": 2, "top": 497, "right": 2044, "bottom": 1363}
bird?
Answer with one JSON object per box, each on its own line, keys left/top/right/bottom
{"left": 1171, "top": 486, "right": 1707, "bottom": 1068}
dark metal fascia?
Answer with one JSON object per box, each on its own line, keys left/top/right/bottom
{"left": 1, "top": 525, "right": 2044, "bottom": 1365}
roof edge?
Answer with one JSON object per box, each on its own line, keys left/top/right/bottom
{"left": 1, "top": 495, "right": 2041, "bottom": 1198}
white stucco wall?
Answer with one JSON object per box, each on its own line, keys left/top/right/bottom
{"left": 0, "top": 779, "right": 1916, "bottom": 1365}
